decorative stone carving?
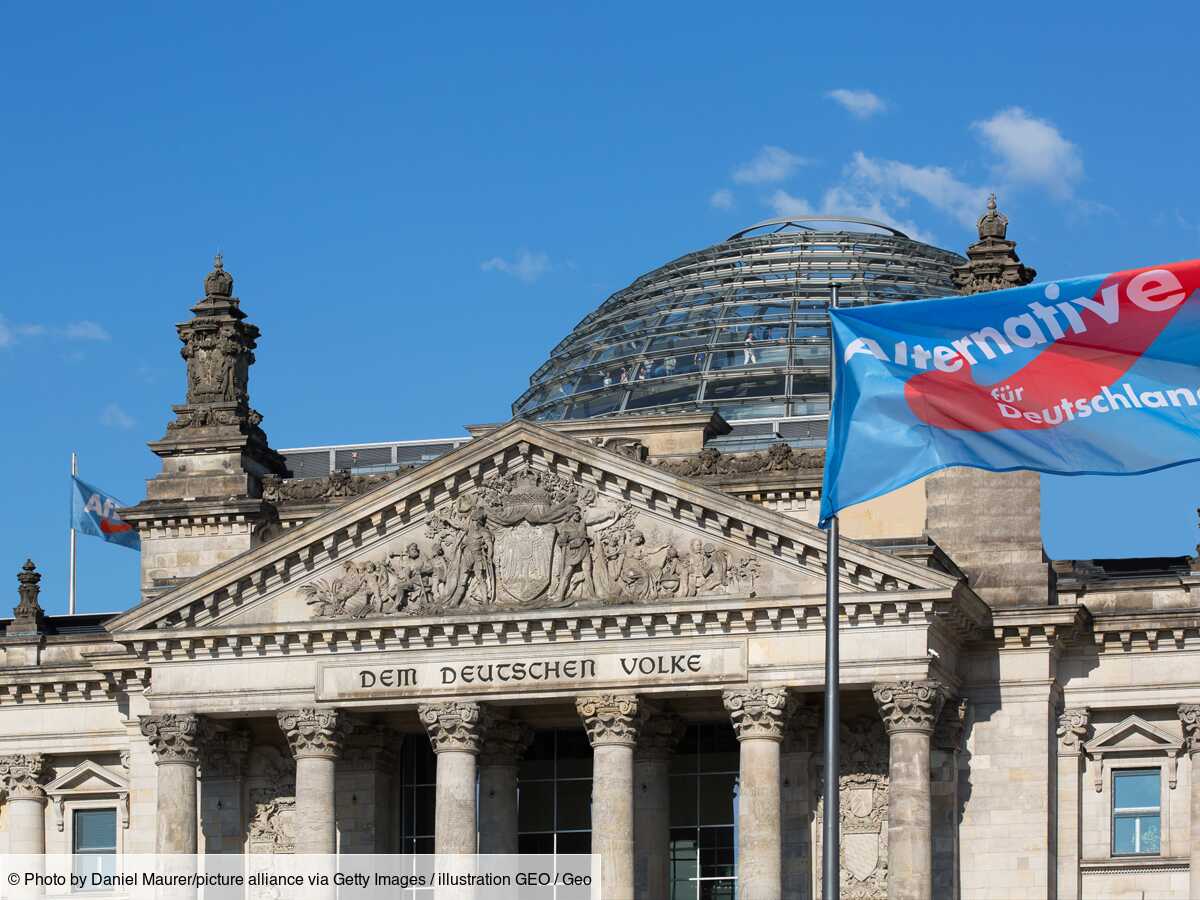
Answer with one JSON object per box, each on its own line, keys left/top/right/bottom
{"left": 247, "top": 745, "right": 295, "bottom": 853}
{"left": 201, "top": 729, "right": 250, "bottom": 779}
{"left": 783, "top": 704, "right": 822, "bottom": 755}
{"left": 934, "top": 697, "right": 969, "bottom": 753}
{"left": 7, "top": 559, "right": 45, "bottom": 635}
{"left": 587, "top": 436, "right": 649, "bottom": 462}
{"left": 654, "top": 443, "right": 824, "bottom": 478}
{"left": 952, "top": 194, "right": 1037, "bottom": 295}
{"left": 261, "top": 470, "right": 403, "bottom": 504}
{"left": 723, "top": 687, "right": 796, "bottom": 742}
{"left": 478, "top": 718, "right": 534, "bottom": 767}
{"left": 0, "top": 753, "right": 48, "bottom": 800}
{"left": 873, "top": 681, "right": 945, "bottom": 735}
{"left": 1057, "top": 707, "right": 1091, "bottom": 754}
{"left": 420, "top": 701, "right": 490, "bottom": 754}
{"left": 577, "top": 694, "right": 645, "bottom": 748}
{"left": 1180, "top": 704, "right": 1200, "bottom": 755}
{"left": 302, "top": 469, "right": 763, "bottom": 619}
{"left": 340, "top": 725, "right": 400, "bottom": 772}
{"left": 277, "top": 709, "right": 345, "bottom": 760}
{"left": 140, "top": 714, "right": 204, "bottom": 765}
{"left": 636, "top": 711, "right": 686, "bottom": 760}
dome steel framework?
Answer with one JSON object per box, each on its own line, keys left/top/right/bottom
{"left": 513, "top": 217, "right": 966, "bottom": 424}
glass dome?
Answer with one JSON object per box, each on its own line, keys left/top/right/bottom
{"left": 513, "top": 217, "right": 966, "bottom": 424}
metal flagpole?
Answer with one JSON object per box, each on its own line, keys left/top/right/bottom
{"left": 822, "top": 282, "right": 841, "bottom": 899}
{"left": 69, "top": 452, "right": 78, "bottom": 615}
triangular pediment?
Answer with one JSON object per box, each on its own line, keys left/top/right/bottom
{"left": 1085, "top": 716, "right": 1182, "bottom": 755}
{"left": 107, "top": 420, "right": 964, "bottom": 634}
{"left": 44, "top": 760, "right": 128, "bottom": 797}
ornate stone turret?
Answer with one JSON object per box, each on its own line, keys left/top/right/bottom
{"left": 952, "top": 194, "right": 1037, "bottom": 295}
{"left": 120, "top": 257, "right": 289, "bottom": 601}
{"left": 6, "top": 560, "right": 45, "bottom": 635}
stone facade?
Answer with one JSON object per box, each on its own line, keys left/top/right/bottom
{"left": 2, "top": 241, "right": 1200, "bottom": 900}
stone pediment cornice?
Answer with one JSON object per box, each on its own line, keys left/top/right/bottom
{"left": 106, "top": 420, "right": 965, "bottom": 635}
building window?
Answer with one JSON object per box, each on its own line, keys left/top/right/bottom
{"left": 399, "top": 737, "right": 437, "bottom": 855}
{"left": 72, "top": 808, "right": 117, "bottom": 887}
{"left": 518, "top": 729, "right": 593, "bottom": 855}
{"left": 670, "top": 723, "right": 739, "bottom": 899}
{"left": 1112, "top": 769, "right": 1161, "bottom": 856}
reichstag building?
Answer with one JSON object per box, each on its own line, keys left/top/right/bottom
{"left": 3, "top": 199, "right": 1197, "bottom": 900}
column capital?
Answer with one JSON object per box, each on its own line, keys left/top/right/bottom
{"left": 278, "top": 708, "right": 346, "bottom": 760}
{"left": 479, "top": 717, "right": 533, "bottom": 767}
{"left": 1179, "top": 704, "right": 1200, "bottom": 755}
{"left": 140, "top": 713, "right": 206, "bottom": 765}
{"left": 873, "top": 680, "right": 946, "bottom": 735}
{"left": 200, "top": 728, "right": 250, "bottom": 779}
{"left": 577, "top": 693, "right": 645, "bottom": 748}
{"left": 0, "top": 753, "right": 48, "bottom": 801}
{"left": 782, "top": 704, "right": 821, "bottom": 754}
{"left": 637, "top": 711, "right": 686, "bottom": 760}
{"left": 1057, "top": 707, "right": 1092, "bottom": 755}
{"left": 723, "top": 686, "right": 796, "bottom": 742}
{"left": 420, "top": 700, "right": 491, "bottom": 754}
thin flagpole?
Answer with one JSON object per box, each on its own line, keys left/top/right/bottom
{"left": 822, "top": 282, "right": 840, "bottom": 898}
{"left": 69, "top": 452, "right": 78, "bottom": 615}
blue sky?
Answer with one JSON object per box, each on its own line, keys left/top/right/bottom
{"left": 2, "top": 3, "right": 1198, "bottom": 615}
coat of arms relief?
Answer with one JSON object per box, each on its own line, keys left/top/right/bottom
{"left": 301, "top": 468, "right": 763, "bottom": 619}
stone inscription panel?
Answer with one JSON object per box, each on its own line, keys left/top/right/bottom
{"left": 317, "top": 643, "right": 747, "bottom": 701}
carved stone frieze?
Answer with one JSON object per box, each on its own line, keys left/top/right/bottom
{"left": 420, "top": 701, "right": 490, "bottom": 754}
{"left": 140, "top": 714, "right": 205, "bottom": 765}
{"left": 654, "top": 443, "right": 824, "bottom": 478}
{"left": 478, "top": 718, "right": 534, "bottom": 767}
{"left": 724, "top": 687, "right": 796, "bottom": 742}
{"left": 872, "top": 681, "right": 945, "bottom": 735}
{"left": 277, "top": 709, "right": 346, "bottom": 760}
{"left": 302, "top": 468, "right": 762, "bottom": 620}
{"left": 262, "top": 470, "right": 403, "bottom": 504}
{"left": 1179, "top": 704, "right": 1200, "bottom": 755}
{"left": 0, "top": 753, "right": 49, "bottom": 801}
{"left": 636, "top": 711, "right": 686, "bottom": 760}
{"left": 577, "top": 694, "right": 645, "bottom": 748}
{"left": 1057, "top": 708, "right": 1091, "bottom": 755}
{"left": 201, "top": 729, "right": 250, "bottom": 779}
{"left": 247, "top": 745, "right": 295, "bottom": 853}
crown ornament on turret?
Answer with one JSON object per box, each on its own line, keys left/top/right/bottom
{"left": 204, "top": 252, "right": 234, "bottom": 299}
{"left": 953, "top": 193, "right": 1035, "bottom": 295}
{"left": 976, "top": 193, "right": 1008, "bottom": 241}
{"left": 7, "top": 559, "right": 45, "bottom": 635}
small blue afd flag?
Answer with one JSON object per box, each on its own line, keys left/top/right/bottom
{"left": 71, "top": 476, "right": 140, "bottom": 550}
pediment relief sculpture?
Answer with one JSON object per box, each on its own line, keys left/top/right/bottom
{"left": 302, "top": 468, "right": 764, "bottom": 620}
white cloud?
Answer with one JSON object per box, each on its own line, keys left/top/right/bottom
{"left": 100, "top": 403, "right": 135, "bottom": 429}
{"left": 481, "top": 249, "right": 552, "bottom": 284}
{"left": 63, "top": 320, "right": 111, "bottom": 341}
{"left": 847, "top": 152, "right": 989, "bottom": 227}
{"left": 973, "top": 107, "right": 1082, "bottom": 197}
{"left": 827, "top": 89, "right": 887, "bottom": 119}
{"left": 709, "top": 188, "right": 735, "bottom": 210}
{"left": 732, "top": 146, "right": 809, "bottom": 185}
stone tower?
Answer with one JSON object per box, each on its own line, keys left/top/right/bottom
{"left": 926, "top": 197, "right": 1050, "bottom": 607}
{"left": 121, "top": 256, "right": 288, "bottom": 601}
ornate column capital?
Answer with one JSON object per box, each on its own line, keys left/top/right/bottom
{"left": 723, "top": 687, "right": 796, "bottom": 742}
{"left": 873, "top": 680, "right": 946, "bottom": 735}
{"left": 782, "top": 704, "right": 821, "bottom": 754}
{"left": 140, "top": 713, "right": 206, "bottom": 765}
{"left": 200, "top": 728, "right": 250, "bottom": 779}
{"left": 637, "top": 711, "right": 686, "bottom": 760}
{"left": 277, "top": 708, "right": 346, "bottom": 760}
{"left": 0, "top": 753, "right": 48, "bottom": 802}
{"left": 1179, "top": 704, "right": 1200, "bottom": 756}
{"left": 1057, "top": 707, "right": 1092, "bottom": 755}
{"left": 479, "top": 717, "right": 534, "bottom": 767}
{"left": 934, "top": 698, "right": 969, "bottom": 753}
{"left": 577, "top": 694, "right": 645, "bottom": 748}
{"left": 419, "top": 701, "right": 491, "bottom": 754}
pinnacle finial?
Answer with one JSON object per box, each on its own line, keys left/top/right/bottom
{"left": 987, "top": 193, "right": 997, "bottom": 211}
{"left": 203, "top": 251, "right": 234, "bottom": 298}
{"left": 214, "top": 251, "right": 223, "bottom": 271}
{"left": 976, "top": 193, "right": 1008, "bottom": 241}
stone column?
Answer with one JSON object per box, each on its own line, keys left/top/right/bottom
{"left": 278, "top": 709, "right": 346, "bottom": 854}
{"left": 199, "top": 729, "right": 250, "bottom": 854}
{"left": 723, "top": 687, "right": 796, "bottom": 900}
{"left": 781, "top": 706, "right": 819, "bottom": 900}
{"left": 577, "top": 694, "right": 645, "bottom": 900}
{"left": 635, "top": 711, "right": 685, "bottom": 899}
{"left": 1179, "top": 705, "right": 1200, "bottom": 899}
{"left": 477, "top": 717, "right": 532, "bottom": 854}
{"left": 419, "top": 700, "right": 489, "bottom": 854}
{"left": 931, "top": 698, "right": 967, "bottom": 900}
{"left": 873, "top": 681, "right": 945, "bottom": 900}
{"left": 0, "top": 754, "right": 49, "bottom": 853}
{"left": 1055, "top": 708, "right": 1090, "bottom": 900}
{"left": 140, "top": 714, "right": 204, "bottom": 853}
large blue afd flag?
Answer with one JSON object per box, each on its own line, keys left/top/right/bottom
{"left": 71, "top": 476, "right": 140, "bottom": 549}
{"left": 819, "top": 259, "right": 1200, "bottom": 527}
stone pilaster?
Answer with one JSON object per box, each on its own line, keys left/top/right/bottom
{"left": 0, "top": 754, "right": 49, "bottom": 854}
{"left": 635, "top": 711, "right": 685, "bottom": 899}
{"left": 724, "top": 687, "right": 795, "bottom": 900}
{"left": 873, "top": 681, "right": 945, "bottom": 900}
{"left": 199, "top": 729, "right": 250, "bottom": 854}
{"left": 339, "top": 725, "right": 401, "bottom": 853}
{"left": 278, "top": 709, "right": 346, "bottom": 854}
{"left": 932, "top": 698, "right": 967, "bottom": 900}
{"left": 477, "top": 717, "right": 532, "bottom": 854}
{"left": 419, "top": 701, "right": 490, "bottom": 855}
{"left": 1055, "top": 707, "right": 1090, "bottom": 900}
{"left": 577, "top": 694, "right": 645, "bottom": 900}
{"left": 1179, "top": 704, "right": 1200, "bottom": 899}
{"left": 781, "top": 705, "right": 820, "bottom": 900}
{"left": 140, "top": 714, "right": 204, "bottom": 854}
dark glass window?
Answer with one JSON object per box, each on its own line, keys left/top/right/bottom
{"left": 518, "top": 729, "right": 593, "bottom": 855}
{"left": 702, "top": 375, "right": 786, "bottom": 402}
{"left": 670, "top": 723, "right": 739, "bottom": 899}
{"left": 72, "top": 808, "right": 117, "bottom": 886}
{"left": 400, "top": 737, "right": 437, "bottom": 855}
{"left": 1112, "top": 769, "right": 1161, "bottom": 856}
{"left": 566, "top": 391, "right": 626, "bottom": 419}
{"left": 627, "top": 380, "right": 702, "bottom": 411}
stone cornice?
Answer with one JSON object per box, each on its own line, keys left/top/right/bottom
{"left": 105, "top": 421, "right": 962, "bottom": 634}
{"left": 0, "top": 659, "right": 149, "bottom": 706}
{"left": 1088, "top": 609, "right": 1200, "bottom": 652}
{"left": 987, "top": 605, "right": 1091, "bottom": 650}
